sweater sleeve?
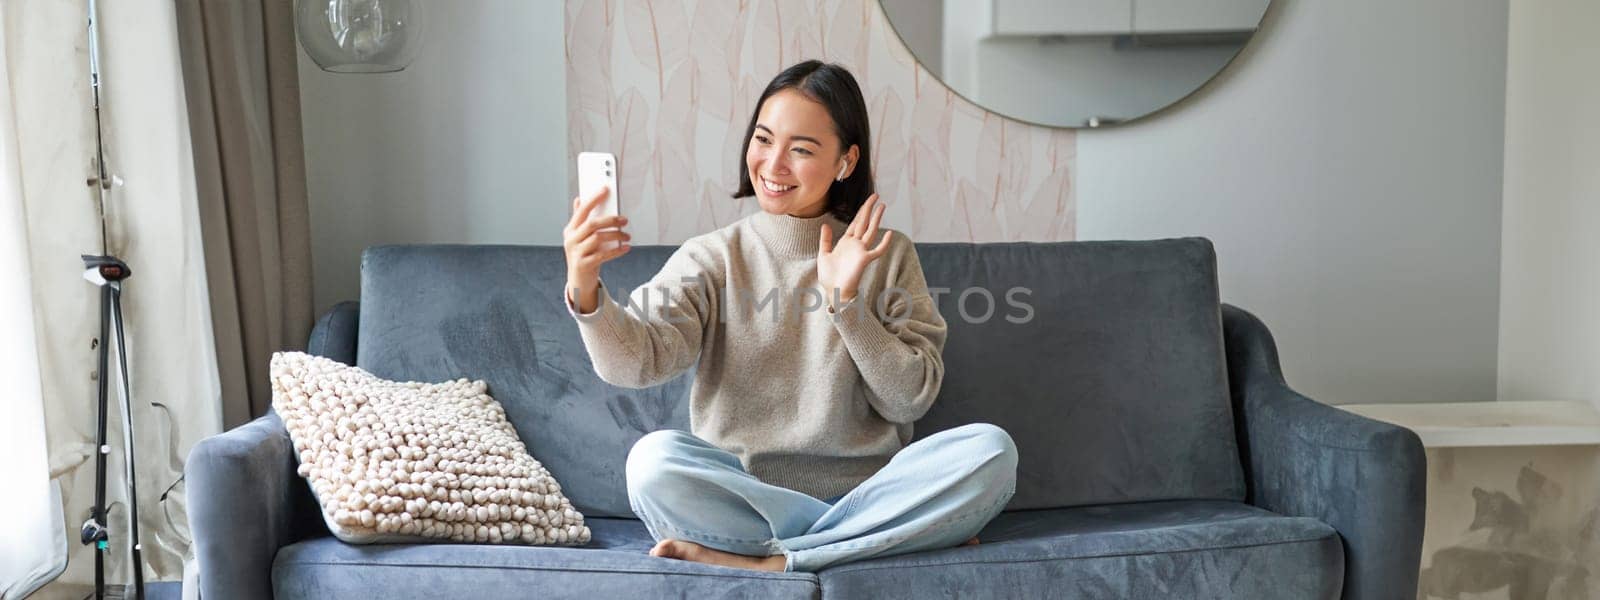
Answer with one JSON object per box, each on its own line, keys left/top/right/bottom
{"left": 565, "top": 241, "right": 718, "bottom": 389}
{"left": 827, "top": 235, "right": 948, "bottom": 424}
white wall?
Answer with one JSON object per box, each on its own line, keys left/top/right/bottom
{"left": 1077, "top": 0, "right": 1509, "bottom": 405}
{"left": 1498, "top": 0, "right": 1600, "bottom": 408}
{"left": 300, "top": 0, "right": 569, "bottom": 316}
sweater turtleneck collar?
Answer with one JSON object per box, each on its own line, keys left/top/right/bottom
{"left": 748, "top": 208, "right": 847, "bottom": 259}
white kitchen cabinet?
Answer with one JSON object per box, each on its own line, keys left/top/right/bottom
{"left": 990, "top": 0, "right": 1267, "bottom": 37}
{"left": 992, "top": 0, "right": 1132, "bottom": 37}
{"left": 1133, "top": 0, "right": 1270, "bottom": 34}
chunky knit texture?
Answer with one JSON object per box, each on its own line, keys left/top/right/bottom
{"left": 566, "top": 210, "right": 949, "bottom": 500}
{"left": 272, "top": 351, "right": 591, "bottom": 546}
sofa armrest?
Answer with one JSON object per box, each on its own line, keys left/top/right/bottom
{"left": 186, "top": 412, "right": 323, "bottom": 600}
{"left": 1222, "top": 304, "right": 1426, "bottom": 600}
{"left": 185, "top": 302, "right": 356, "bottom": 598}
{"left": 307, "top": 300, "right": 359, "bottom": 364}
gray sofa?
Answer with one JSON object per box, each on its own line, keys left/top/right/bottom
{"left": 186, "top": 237, "right": 1425, "bottom": 599}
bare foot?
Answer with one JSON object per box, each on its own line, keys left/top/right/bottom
{"left": 650, "top": 539, "right": 787, "bottom": 572}
{"left": 963, "top": 536, "right": 980, "bottom": 546}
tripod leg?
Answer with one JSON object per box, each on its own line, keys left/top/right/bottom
{"left": 110, "top": 288, "right": 145, "bottom": 600}
{"left": 93, "top": 284, "right": 112, "bottom": 600}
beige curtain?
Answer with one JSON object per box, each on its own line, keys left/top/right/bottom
{"left": 176, "top": 0, "right": 315, "bottom": 429}
{"left": 1, "top": 7, "right": 67, "bottom": 597}
{"left": 14, "top": 0, "right": 224, "bottom": 593}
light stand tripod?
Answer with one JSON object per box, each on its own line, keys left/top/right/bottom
{"left": 78, "top": 256, "right": 144, "bottom": 600}
{"left": 75, "top": 0, "right": 144, "bottom": 597}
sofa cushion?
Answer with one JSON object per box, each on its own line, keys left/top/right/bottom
{"left": 270, "top": 351, "right": 590, "bottom": 546}
{"left": 913, "top": 239, "right": 1245, "bottom": 509}
{"left": 818, "top": 500, "right": 1343, "bottom": 599}
{"left": 271, "top": 517, "right": 819, "bottom": 600}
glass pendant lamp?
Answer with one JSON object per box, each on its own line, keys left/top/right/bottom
{"left": 296, "top": 0, "right": 423, "bottom": 73}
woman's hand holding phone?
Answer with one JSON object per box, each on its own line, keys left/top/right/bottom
{"left": 563, "top": 185, "right": 631, "bottom": 314}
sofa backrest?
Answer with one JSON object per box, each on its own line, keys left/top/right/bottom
{"left": 354, "top": 238, "right": 1244, "bottom": 517}
{"left": 358, "top": 244, "right": 688, "bottom": 518}
{"left": 911, "top": 239, "right": 1244, "bottom": 509}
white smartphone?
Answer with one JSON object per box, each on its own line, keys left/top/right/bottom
{"left": 577, "top": 151, "right": 622, "bottom": 250}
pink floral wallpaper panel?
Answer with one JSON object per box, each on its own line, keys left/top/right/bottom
{"left": 565, "top": 0, "right": 1077, "bottom": 244}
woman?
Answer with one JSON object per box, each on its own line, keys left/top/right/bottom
{"left": 561, "top": 60, "right": 1016, "bottom": 573}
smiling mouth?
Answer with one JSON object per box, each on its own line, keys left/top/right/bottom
{"left": 761, "top": 176, "right": 796, "bottom": 194}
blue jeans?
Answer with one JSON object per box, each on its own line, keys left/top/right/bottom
{"left": 624, "top": 423, "right": 1018, "bottom": 572}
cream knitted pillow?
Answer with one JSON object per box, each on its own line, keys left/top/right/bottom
{"left": 270, "top": 351, "right": 591, "bottom": 546}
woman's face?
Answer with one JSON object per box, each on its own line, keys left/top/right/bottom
{"left": 746, "top": 89, "right": 857, "bottom": 219}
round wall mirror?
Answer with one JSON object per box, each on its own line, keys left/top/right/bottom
{"left": 878, "top": 0, "right": 1271, "bottom": 128}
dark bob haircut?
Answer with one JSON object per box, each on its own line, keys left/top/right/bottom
{"left": 732, "top": 60, "right": 874, "bottom": 223}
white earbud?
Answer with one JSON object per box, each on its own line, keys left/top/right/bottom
{"left": 836, "top": 161, "right": 849, "bottom": 182}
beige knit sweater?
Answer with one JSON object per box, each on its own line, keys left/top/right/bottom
{"left": 565, "top": 209, "right": 948, "bottom": 500}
